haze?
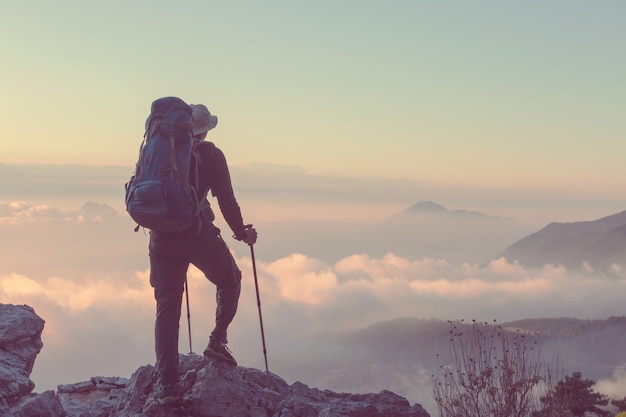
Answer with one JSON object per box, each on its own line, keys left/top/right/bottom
{"left": 1, "top": 0, "right": 625, "bottom": 410}
{"left": 1, "top": 165, "right": 625, "bottom": 405}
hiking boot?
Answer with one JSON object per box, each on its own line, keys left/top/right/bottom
{"left": 204, "top": 339, "right": 238, "bottom": 366}
{"left": 153, "top": 383, "right": 178, "bottom": 405}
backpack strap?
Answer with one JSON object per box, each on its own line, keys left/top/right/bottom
{"left": 190, "top": 139, "right": 210, "bottom": 233}
{"left": 191, "top": 139, "right": 202, "bottom": 193}
{"left": 169, "top": 135, "right": 178, "bottom": 178}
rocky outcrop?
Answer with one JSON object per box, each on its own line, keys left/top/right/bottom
{"left": 0, "top": 303, "right": 59, "bottom": 415}
{"left": 91, "top": 354, "right": 430, "bottom": 417}
{"left": 0, "top": 303, "right": 430, "bottom": 417}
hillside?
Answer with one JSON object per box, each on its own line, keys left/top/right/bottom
{"left": 298, "top": 316, "right": 626, "bottom": 404}
{"left": 496, "top": 210, "right": 626, "bottom": 271}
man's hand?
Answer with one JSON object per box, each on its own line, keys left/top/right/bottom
{"left": 242, "top": 226, "right": 257, "bottom": 245}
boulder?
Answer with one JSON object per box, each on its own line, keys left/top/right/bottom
{"left": 0, "top": 304, "right": 45, "bottom": 409}
{"left": 7, "top": 390, "right": 65, "bottom": 417}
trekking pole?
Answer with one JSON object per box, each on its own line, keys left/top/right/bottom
{"left": 184, "top": 277, "right": 193, "bottom": 354}
{"left": 250, "top": 243, "right": 269, "bottom": 376}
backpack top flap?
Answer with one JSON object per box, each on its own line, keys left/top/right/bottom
{"left": 145, "top": 96, "right": 193, "bottom": 137}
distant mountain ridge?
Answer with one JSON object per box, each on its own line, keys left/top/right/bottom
{"left": 255, "top": 201, "right": 532, "bottom": 264}
{"left": 502, "top": 316, "right": 626, "bottom": 337}
{"left": 496, "top": 210, "right": 626, "bottom": 270}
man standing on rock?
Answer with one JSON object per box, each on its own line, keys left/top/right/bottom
{"left": 148, "top": 103, "right": 257, "bottom": 405}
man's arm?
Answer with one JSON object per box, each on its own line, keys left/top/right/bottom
{"left": 209, "top": 147, "right": 253, "bottom": 242}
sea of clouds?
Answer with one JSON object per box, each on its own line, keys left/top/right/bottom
{"left": 1, "top": 161, "right": 625, "bottom": 409}
{"left": 1, "top": 200, "right": 625, "bottom": 407}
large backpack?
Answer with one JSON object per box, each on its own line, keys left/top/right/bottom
{"left": 125, "top": 96, "right": 204, "bottom": 232}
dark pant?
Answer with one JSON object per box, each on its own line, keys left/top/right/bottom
{"left": 149, "top": 223, "right": 242, "bottom": 385}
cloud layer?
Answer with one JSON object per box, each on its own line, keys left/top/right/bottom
{"left": 1, "top": 199, "right": 625, "bottom": 405}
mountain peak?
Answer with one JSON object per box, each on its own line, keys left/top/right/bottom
{"left": 404, "top": 201, "right": 448, "bottom": 213}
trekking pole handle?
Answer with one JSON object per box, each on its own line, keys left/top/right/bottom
{"left": 244, "top": 224, "right": 257, "bottom": 246}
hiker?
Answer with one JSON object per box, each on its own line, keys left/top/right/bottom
{"left": 148, "top": 103, "right": 257, "bottom": 404}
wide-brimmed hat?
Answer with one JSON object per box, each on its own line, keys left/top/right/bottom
{"left": 190, "top": 104, "right": 218, "bottom": 135}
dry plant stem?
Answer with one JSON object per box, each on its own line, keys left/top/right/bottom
{"left": 431, "top": 320, "right": 560, "bottom": 417}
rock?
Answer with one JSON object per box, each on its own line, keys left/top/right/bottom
{"left": 0, "top": 304, "right": 45, "bottom": 409}
{"left": 276, "top": 383, "right": 429, "bottom": 417}
{"left": 7, "top": 390, "right": 65, "bottom": 417}
{"left": 57, "top": 376, "right": 129, "bottom": 417}
{"left": 109, "top": 354, "right": 429, "bottom": 417}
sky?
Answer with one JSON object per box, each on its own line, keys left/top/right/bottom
{"left": 1, "top": 1, "right": 626, "bottom": 410}
{"left": 1, "top": 1, "right": 625, "bottom": 193}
